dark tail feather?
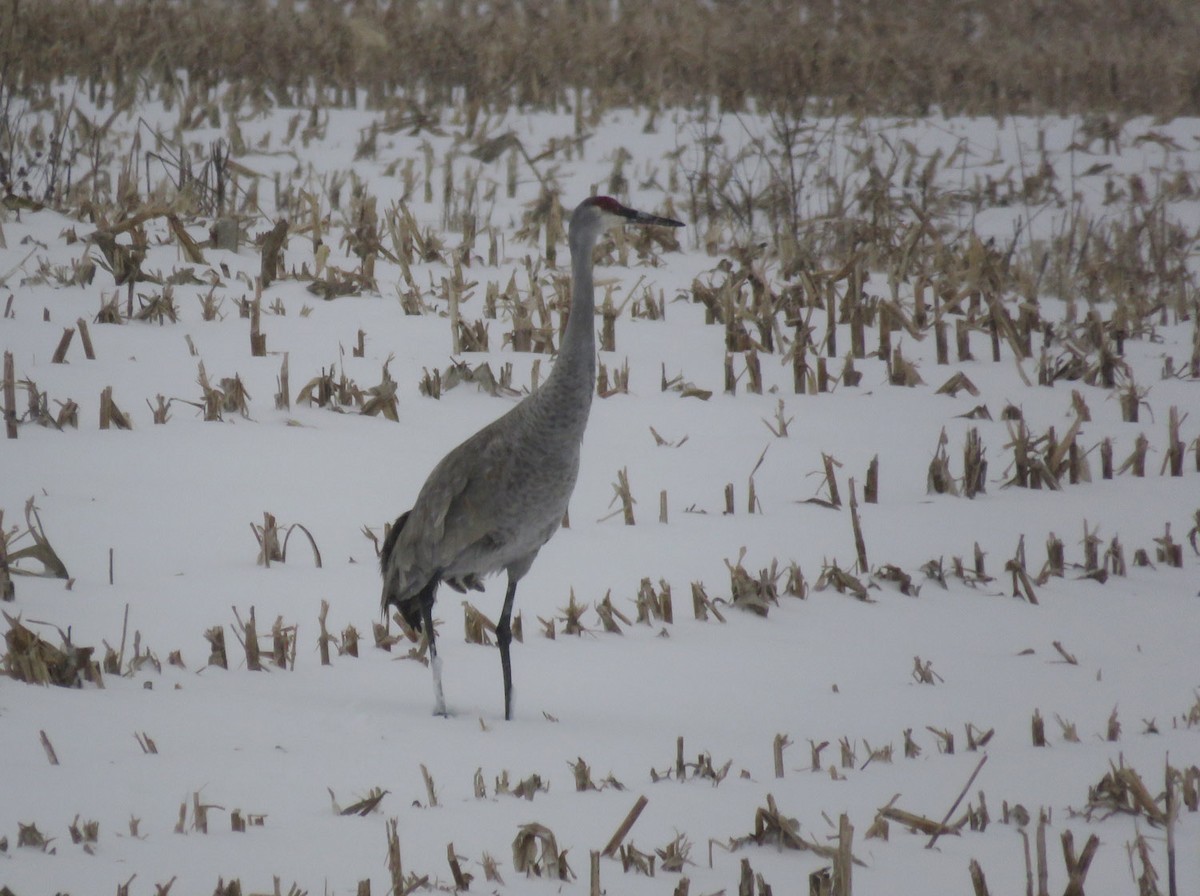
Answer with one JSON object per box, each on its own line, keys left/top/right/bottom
{"left": 382, "top": 575, "right": 437, "bottom": 633}
{"left": 379, "top": 510, "right": 430, "bottom": 632}
{"left": 386, "top": 593, "right": 427, "bottom": 633}
{"left": 379, "top": 511, "right": 410, "bottom": 574}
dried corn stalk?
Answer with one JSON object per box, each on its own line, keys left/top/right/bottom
{"left": 814, "top": 560, "right": 870, "bottom": 601}
{"left": 252, "top": 513, "right": 322, "bottom": 568}
{"left": 360, "top": 358, "right": 400, "bottom": 420}
{"left": 927, "top": 428, "right": 958, "bottom": 495}
{"left": 3, "top": 612, "right": 103, "bottom": 687}
{"left": 513, "top": 822, "right": 574, "bottom": 880}
{"left": 3, "top": 499, "right": 69, "bottom": 579}
{"left": 1084, "top": 759, "right": 1167, "bottom": 825}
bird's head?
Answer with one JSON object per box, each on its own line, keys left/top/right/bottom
{"left": 572, "top": 195, "right": 684, "bottom": 237}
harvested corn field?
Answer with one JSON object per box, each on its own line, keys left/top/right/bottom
{"left": 2, "top": 2, "right": 1199, "bottom": 894}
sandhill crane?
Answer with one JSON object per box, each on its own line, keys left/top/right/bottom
{"left": 381, "top": 196, "right": 684, "bottom": 719}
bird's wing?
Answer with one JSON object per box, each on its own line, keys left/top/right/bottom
{"left": 391, "top": 419, "right": 515, "bottom": 587}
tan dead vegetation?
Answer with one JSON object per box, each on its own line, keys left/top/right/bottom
{"left": 250, "top": 512, "right": 322, "bottom": 569}
{"left": 0, "top": 499, "right": 69, "bottom": 583}
{"left": 513, "top": 821, "right": 574, "bottom": 881}
{"left": 3, "top": 0, "right": 1198, "bottom": 148}
{"left": 3, "top": 611, "right": 102, "bottom": 687}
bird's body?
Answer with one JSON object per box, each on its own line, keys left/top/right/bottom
{"left": 380, "top": 196, "right": 683, "bottom": 719}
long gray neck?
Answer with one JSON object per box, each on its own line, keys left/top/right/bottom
{"left": 535, "top": 227, "right": 596, "bottom": 429}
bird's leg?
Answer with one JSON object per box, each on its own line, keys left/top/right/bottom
{"left": 495, "top": 577, "right": 519, "bottom": 721}
{"left": 421, "top": 585, "right": 448, "bottom": 717}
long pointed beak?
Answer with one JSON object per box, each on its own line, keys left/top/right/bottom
{"left": 623, "top": 207, "right": 685, "bottom": 228}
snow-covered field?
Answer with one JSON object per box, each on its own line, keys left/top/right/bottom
{"left": 2, "top": 89, "right": 1199, "bottom": 895}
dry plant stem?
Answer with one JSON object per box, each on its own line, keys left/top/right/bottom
{"left": 0, "top": 510, "right": 13, "bottom": 602}
{"left": 385, "top": 818, "right": 403, "bottom": 893}
{"left": 1036, "top": 811, "right": 1048, "bottom": 896}
{"left": 1106, "top": 708, "right": 1121, "bottom": 742}
{"left": 39, "top": 729, "right": 60, "bottom": 765}
{"left": 747, "top": 445, "right": 768, "bottom": 513}
{"left": 1061, "top": 830, "right": 1100, "bottom": 896}
{"left": 926, "top": 753, "right": 988, "bottom": 849}
{"left": 98, "top": 386, "right": 131, "bottom": 429}
{"left": 205, "top": 626, "right": 227, "bottom": 669}
{"left": 833, "top": 814, "right": 854, "bottom": 896}
{"left": 849, "top": 478, "right": 868, "bottom": 572}
{"left": 260, "top": 221, "right": 288, "bottom": 288}
{"left": 51, "top": 327, "right": 75, "bottom": 363}
{"left": 250, "top": 299, "right": 266, "bottom": 356}
{"left": 602, "top": 794, "right": 649, "bottom": 857}
{"left": 421, "top": 764, "right": 438, "bottom": 807}
{"left": 193, "top": 791, "right": 223, "bottom": 834}
{"left": 773, "top": 733, "right": 791, "bottom": 779}
{"left": 969, "top": 858, "right": 991, "bottom": 896}
{"left": 276, "top": 354, "right": 290, "bottom": 410}
{"left": 1052, "top": 640, "right": 1078, "bottom": 664}
{"left": 271, "top": 616, "right": 296, "bottom": 668}
{"left": 615, "top": 468, "right": 635, "bottom": 524}
{"left": 447, "top": 842, "right": 469, "bottom": 890}
{"left": 281, "top": 521, "right": 323, "bottom": 567}
{"left": 117, "top": 602, "right": 129, "bottom": 671}
{"left": 1161, "top": 407, "right": 1185, "bottom": 476}
{"left": 1020, "top": 828, "right": 1033, "bottom": 896}
{"left": 231, "top": 606, "right": 262, "bottom": 671}
{"left": 318, "top": 600, "right": 333, "bottom": 666}
{"left": 1032, "top": 709, "right": 1047, "bottom": 746}
{"left": 5, "top": 351, "right": 19, "bottom": 439}
{"left": 822, "top": 454, "right": 842, "bottom": 507}
{"left": 1165, "top": 757, "right": 1179, "bottom": 896}
{"left": 739, "top": 858, "right": 753, "bottom": 896}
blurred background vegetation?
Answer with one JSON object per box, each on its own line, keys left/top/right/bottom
{"left": 2, "top": 0, "right": 1198, "bottom": 117}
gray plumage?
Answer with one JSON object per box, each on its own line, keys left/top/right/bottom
{"left": 380, "top": 196, "right": 683, "bottom": 719}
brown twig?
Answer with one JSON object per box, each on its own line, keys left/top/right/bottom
{"left": 926, "top": 753, "right": 988, "bottom": 849}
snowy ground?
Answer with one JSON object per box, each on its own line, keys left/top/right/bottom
{"left": 1, "top": 91, "right": 1199, "bottom": 895}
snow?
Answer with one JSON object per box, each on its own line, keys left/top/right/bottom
{"left": 1, "top": 89, "right": 1198, "bottom": 895}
